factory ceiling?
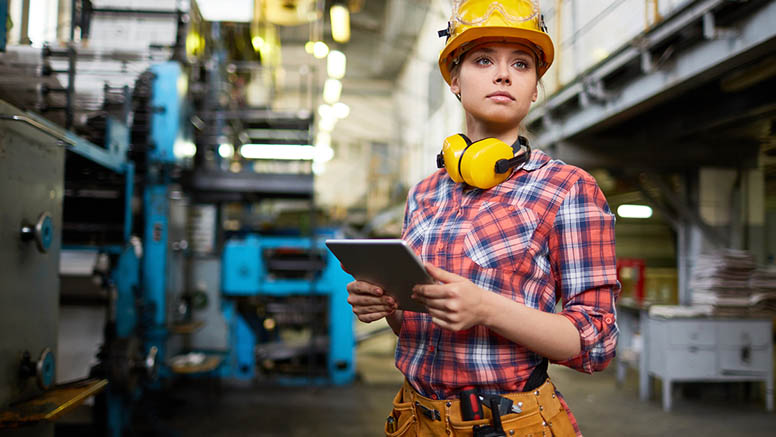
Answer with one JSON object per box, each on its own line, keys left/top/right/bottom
{"left": 277, "top": 0, "right": 431, "bottom": 82}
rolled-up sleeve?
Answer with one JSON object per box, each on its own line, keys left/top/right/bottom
{"left": 549, "top": 175, "right": 621, "bottom": 373}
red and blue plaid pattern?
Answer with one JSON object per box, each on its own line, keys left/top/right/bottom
{"left": 397, "top": 149, "right": 620, "bottom": 403}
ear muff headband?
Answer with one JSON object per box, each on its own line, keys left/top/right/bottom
{"left": 437, "top": 135, "right": 531, "bottom": 189}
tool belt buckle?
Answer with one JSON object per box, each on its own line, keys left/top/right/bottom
{"left": 415, "top": 401, "right": 441, "bottom": 421}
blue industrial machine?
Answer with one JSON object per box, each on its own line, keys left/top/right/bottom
{"left": 136, "top": 61, "right": 194, "bottom": 384}
{"left": 221, "top": 233, "right": 355, "bottom": 385}
{"left": 0, "top": 88, "right": 145, "bottom": 436}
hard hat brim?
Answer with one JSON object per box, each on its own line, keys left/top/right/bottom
{"left": 438, "top": 26, "right": 555, "bottom": 85}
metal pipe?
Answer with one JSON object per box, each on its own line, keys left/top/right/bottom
{"left": 91, "top": 8, "right": 178, "bottom": 16}
{"left": 0, "top": 114, "right": 76, "bottom": 146}
{"left": 66, "top": 44, "right": 76, "bottom": 129}
{"left": 20, "top": 0, "right": 30, "bottom": 44}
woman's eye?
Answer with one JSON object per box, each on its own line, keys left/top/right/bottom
{"left": 513, "top": 60, "right": 529, "bottom": 69}
{"left": 475, "top": 57, "right": 491, "bottom": 65}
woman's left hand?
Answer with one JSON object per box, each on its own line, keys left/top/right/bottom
{"left": 412, "top": 263, "right": 490, "bottom": 331}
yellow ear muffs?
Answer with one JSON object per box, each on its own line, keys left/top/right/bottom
{"left": 436, "top": 134, "right": 471, "bottom": 183}
{"left": 459, "top": 137, "right": 516, "bottom": 189}
{"left": 437, "top": 135, "right": 532, "bottom": 190}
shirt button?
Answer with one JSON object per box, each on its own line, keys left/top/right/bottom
{"left": 429, "top": 345, "right": 435, "bottom": 352}
{"left": 431, "top": 394, "right": 438, "bottom": 400}
{"left": 604, "top": 315, "right": 614, "bottom": 324}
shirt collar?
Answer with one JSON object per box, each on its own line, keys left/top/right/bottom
{"left": 521, "top": 148, "right": 552, "bottom": 172}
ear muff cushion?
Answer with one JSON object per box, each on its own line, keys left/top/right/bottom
{"left": 460, "top": 138, "right": 514, "bottom": 189}
{"left": 441, "top": 134, "right": 471, "bottom": 183}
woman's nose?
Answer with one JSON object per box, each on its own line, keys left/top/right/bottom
{"left": 494, "top": 65, "right": 511, "bottom": 85}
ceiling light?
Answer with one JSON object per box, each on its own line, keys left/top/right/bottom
{"left": 314, "top": 145, "right": 335, "bottom": 162}
{"left": 174, "top": 140, "right": 197, "bottom": 159}
{"left": 305, "top": 41, "right": 316, "bottom": 54}
{"left": 318, "top": 104, "right": 334, "bottom": 119}
{"left": 323, "top": 78, "right": 342, "bottom": 104}
{"left": 327, "top": 50, "right": 347, "bottom": 79}
{"left": 313, "top": 41, "right": 329, "bottom": 59}
{"left": 318, "top": 116, "right": 337, "bottom": 132}
{"left": 316, "top": 132, "right": 331, "bottom": 148}
{"left": 617, "top": 204, "right": 653, "bottom": 219}
{"left": 218, "top": 143, "right": 235, "bottom": 159}
{"left": 312, "top": 161, "right": 326, "bottom": 175}
{"left": 197, "top": 0, "right": 253, "bottom": 22}
{"left": 333, "top": 102, "right": 350, "bottom": 119}
{"left": 251, "top": 36, "right": 265, "bottom": 51}
{"left": 239, "top": 144, "right": 315, "bottom": 160}
{"left": 330, "top": 4, "right": 350, "bottom": 43}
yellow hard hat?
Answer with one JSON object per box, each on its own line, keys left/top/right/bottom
{"left": 438, "top": 0, "right": 555, "bottom": 85}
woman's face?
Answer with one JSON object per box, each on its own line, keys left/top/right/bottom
{"left": 450, "top": 42, "right": 539, "bottom": 131}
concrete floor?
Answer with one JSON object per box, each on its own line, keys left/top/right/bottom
{"left": 154, "top": 321, "right": 776, "bottom": 437}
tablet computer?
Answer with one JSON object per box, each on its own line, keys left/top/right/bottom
{"left": 325, "top": 239, "right": 433, "bottom": 313}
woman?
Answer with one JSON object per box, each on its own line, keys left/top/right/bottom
{"left": 346, "top": 1, "right": 619, "bottom": 436}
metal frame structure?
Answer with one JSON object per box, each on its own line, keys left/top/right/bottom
{"left": 527, "top": 0, "right": 776, "bottom": 151}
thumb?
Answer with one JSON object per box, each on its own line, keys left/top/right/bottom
{"left": 424, "top": 262, "right": 463, "bottom": 284}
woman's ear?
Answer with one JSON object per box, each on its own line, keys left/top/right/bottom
{"left": 450, "top": 75, "right": 460, "bottom": 96}
{"left": 531, "top": 85, "right": 538, "bottom": 102}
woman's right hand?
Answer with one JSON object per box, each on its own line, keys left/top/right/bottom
{"left": 346, "top": 280, "right": 399, "bottom": 323}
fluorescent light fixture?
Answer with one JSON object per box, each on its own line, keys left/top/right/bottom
{"left": 313, "top": 41, "right": 329, "bottom": 59}
{"left": 240, "top": 144, "right": 315, "bottom": 160}
{"left": 197, "top": 0, "right": 253, "bottom": 22}
{"left": 333, "top": 102, "right": 350, "bottom": 119}
{"left": 323, "top": 78, "right": 342, "bottom": 104}
{"left": 327, "top": 50, "right": 347, "bottom": 79}
{"left": 315, "top": 145, "right": 335, "bottom": 162}
{"left": 330, "top": 4, "right": 351, "bottom": 43}
{"left": 218, "top": 143, "right": 235, "bottom": 159}
{"left": 617, "top": 204, "right": 653, "bottom": 219}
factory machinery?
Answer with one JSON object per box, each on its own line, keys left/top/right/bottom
{"left": 0, "top": 1, "right": 355, "bottom": 436}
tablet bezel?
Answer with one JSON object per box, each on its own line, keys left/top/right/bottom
{"left": 325, "top": 239, "right": 433, "bottom": 313}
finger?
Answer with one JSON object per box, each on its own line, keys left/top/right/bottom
{"left": 412, "top": 284, "right": 450, "bottom": 300}
{"left": 347, "top": 294, "right": 392, "bottom": 307}
{"left": 353, "top": 304, "right": 395, "bottom": 315}
{"left": 346, "top": 281, "right": 384, "bottom": 296}
{"left": 358, "top": 311, "right": 392, "bottom": 323}
{"left": 426, "top": 305, "right": 454, "bottom": 322}
{"left": 424, "top": 263, "right": 465, "bottom": 284}
{"left": 429, "top": 315, "right": 452, "bottom": 330}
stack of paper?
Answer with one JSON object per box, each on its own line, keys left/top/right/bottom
{"left": 750, "top": 266, "right": 776, "bottom": 315}
{"left": 690, "top": 249, "right": 756, "bottom": 315}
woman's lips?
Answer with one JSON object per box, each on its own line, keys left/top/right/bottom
{"left": 487, "top": 92, "right": 515, "bottom": 102}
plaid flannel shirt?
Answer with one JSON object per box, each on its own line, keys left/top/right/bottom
{"left": 397, "top": 149, "right": 620, "bottom": 401}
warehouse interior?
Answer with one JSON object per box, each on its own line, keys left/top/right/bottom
{"left": 1, "top": 0, "right": 775, "bottom": 435}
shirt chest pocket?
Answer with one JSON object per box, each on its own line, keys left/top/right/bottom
{"left": 463, "top": 202, "right": 539, "bottom": 271}
{"left": 403, "top": 203, "right": 439, "bottom": 249}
